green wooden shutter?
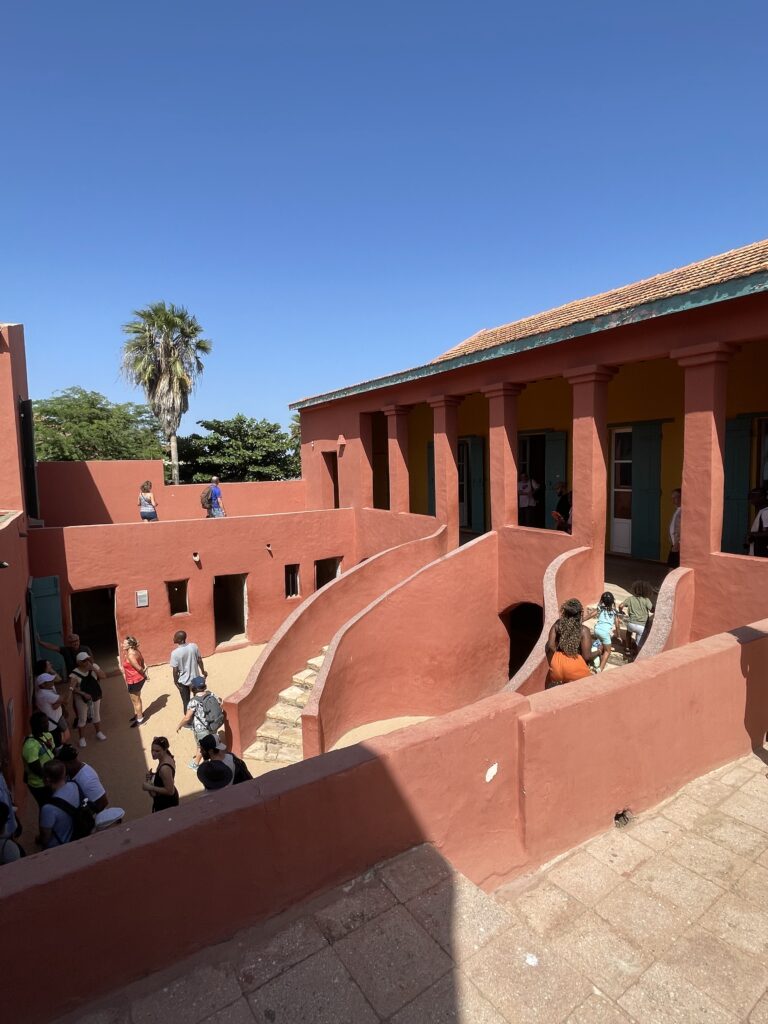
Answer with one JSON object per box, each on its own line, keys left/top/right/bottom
{"left": 722, "top": 417, "right": 752, "bottom": 554}
{"left": 631, "top": 421, "right": 662, "bottom": 560}
{"left": 544, "top": 431, "right": 567, "bottom": 527}
{"left": 427, "top": 442, "right": 435, "bottom": 516}
{"left": 30, "top": 576, "right": 65, "bottom": 675}
{"left": 468, "top": 436, "right": 485, "bottom": 533}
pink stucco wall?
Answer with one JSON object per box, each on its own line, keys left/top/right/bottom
{"left": 27, "top": 509, "right": 358, "bottom": 664}
{"left": 0, "top": 514, "right": 32, "bottom": 797}
{"left": 0, "top": 324, "right": 32, "bottom": 515}
{"left": 305, "top": 532, "right": 509, "bottom": 754}
{"left": 522, "top": 623, "right": 768, "bottom": 864}
{"left": 226, "top": 522, "right": 446, "bottom": 757}
{"left": 36, "top": 459, "right": 306, "bottom": 526}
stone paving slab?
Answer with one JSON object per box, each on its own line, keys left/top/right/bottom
{"left": 54, "top": 752, "right": 768, "bottom": 1024}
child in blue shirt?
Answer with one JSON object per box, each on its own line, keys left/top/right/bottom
{"left": 587, "top": 591, "right": 621, "bottom": 672}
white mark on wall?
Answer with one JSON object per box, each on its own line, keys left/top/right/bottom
{"left": 485, "top": 762, "right": 498, "bottom": 783}
{"left": 525, "top": 953, "right": 539, "bottom": 967}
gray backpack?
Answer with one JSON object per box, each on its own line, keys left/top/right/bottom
{"left": 194, "top": 691, "right": 224, "bottom": 734}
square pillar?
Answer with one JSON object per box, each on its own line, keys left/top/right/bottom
{"left": 429, "top": 395, "right": 461, "bottom": 549}
{"left": 358, "top": 413, "right": 375, "bottom": 509}
{"left": 565, "top": 365, "right": 615, "bottom": 549}
{"left": 482, "top": 383, "right": 524, "bottom": 530}
{"left": 672, "top": 343, "right": 732, "bottom": 564}
{"left": 383, "top": 405, "right": 410, "bottom": 513}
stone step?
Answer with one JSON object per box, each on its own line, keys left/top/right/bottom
{"left": 278, "top": 684, "right": 311, "bottom": 708}
{"left": 266, "top": 702, "right": 303, "bottom": 728}
{"left": 306, "top": 654, "right": 325, "bottom": 673}
{"left": 292, "top": 668, "right": 318, "bottom": 690}
{"left": 255, "top": 722, "right": 303, "bottom": 748}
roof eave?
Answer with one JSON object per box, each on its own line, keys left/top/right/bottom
{"left": 290, "top": 270, "right": 768, "bottom": 411}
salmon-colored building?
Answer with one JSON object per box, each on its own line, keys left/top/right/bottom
{"left": 3, "top": 239, "right": 768, "bottom": 1022}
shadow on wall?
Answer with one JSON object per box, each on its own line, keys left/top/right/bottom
{"left": 6, "top": 741, "right": 474, "bottom": 1024}
{"left": 38, "top": 462, "right": 114, "bottom": 525}
{"left": 734, "top": 623, "right": 768, "bottom": 748}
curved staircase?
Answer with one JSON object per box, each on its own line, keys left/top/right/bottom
{"left": 244, "top": 649, "right": 327, "bottom": 764}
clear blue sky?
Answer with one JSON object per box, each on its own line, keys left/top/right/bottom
{"left": 3, "top": 2, "right": 767, "bottom": 431}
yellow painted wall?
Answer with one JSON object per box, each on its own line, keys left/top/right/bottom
{"left": 606, "top": 359, "right": 684, "bottom": 559}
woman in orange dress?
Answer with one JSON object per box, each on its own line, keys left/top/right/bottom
{"left": 545, "top": 598, "right": 593, "bottom": 686}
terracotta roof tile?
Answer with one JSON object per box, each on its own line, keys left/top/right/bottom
{"left": 433, "top": 238, "right": 768, "bottom": 363}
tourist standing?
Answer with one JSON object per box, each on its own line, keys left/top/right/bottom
{"left": 0, "top": 803, "right": 22, "bottom": 864}
{"left": 69, "top": 652, "right": 107, "bottom": 747}
{"left": 37, "top": 632, "right": 92, "bottom": 677}
{"left": 552, "top": 482, "right": 572, "bottom": 533}
{"left": 170, "top": 630, "right": 207, "bottom": 713}
{"left": 34, "top": 665, "right": 69, "bottom": 746}
{"left": 38, "top": 760, "right": 80, "bottom": 849}
{"left": 667, "top": 488, "right": 682, "bottom": 568}
{"left": 199, "top": 734, "right": 252, "bottom": 784}
{"left": 207, "top": 476, "right": 226, "bottom": 518}
{"left": 747, "top": 488, "right": 768, "bottom": 557}
{"left": 122, "top": 636, "right": 147, "bottom": 726}
{"left": 142, "top": 737, "right": 179, "bottom": 812}
{"left": 545, "top": 599, "right": 593, "bottom": 686}
{"left": 518, "top": 473, "right": 540, "bottom": 527}
{"left": 22, "top": 712, "right": 56, "bottom": 808}
{"left": 176, "top": 677, "right": 224, "bottom": 770}
{"left": 58, "top": 744, "right": 109, "bottom": 813}
{"left": 138, "top": 480, "right": 158, "bottom": 522}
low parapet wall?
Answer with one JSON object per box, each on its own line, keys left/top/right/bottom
{"left": 37, "top": 459, "right": 307, "bottom": 526}
{"left": 4, "top": 621, "right": 768, "bottom": 1023}
{"left": 225, "top": 519, "right": 447, "bottom": 756}
{"left": 637, "top": 565, "right": 695, "bottom": 660}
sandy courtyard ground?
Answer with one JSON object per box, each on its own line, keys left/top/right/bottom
{"left": 19, "top": 643, "right": 266, "bottom": 842}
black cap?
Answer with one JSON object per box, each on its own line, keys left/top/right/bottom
{"left": 197, "top": 760, "right": 232, "bottom": 790}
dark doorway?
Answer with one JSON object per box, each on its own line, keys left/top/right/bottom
{"left": 500, "top": 602, "right": 544, "bottom": 678}
{"left": 322, "top": 452, "right": 340, "bottom": 509}
{"left": 315, "top": 557, "right": 342, "bottom": 590}
{"left": 371, "top": 412, "right": 390, "bottom": 510}
{"left": 71, "top": 587, "right": 119, "bottom": 675}
{"left": 519, "top": 434, "right": 546, "bottom": 528}
{"left": 213, "top": 574, "right": 247, "bottom": 646}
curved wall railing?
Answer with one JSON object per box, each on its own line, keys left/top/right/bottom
{"left": 303, "top": 532, "right": 509, "bottom": 755}
{"left": 225, "top": 519, "right": 447, "bottom": 755}
{"left": 636, "top": 566, "right": 695, "bottom": 661}
{"left": 506, "top": 545, "right": 593, "bottom": 696}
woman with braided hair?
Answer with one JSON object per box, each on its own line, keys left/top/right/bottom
{"left": 545, "top": 598, "right": 593, "bottom": 687}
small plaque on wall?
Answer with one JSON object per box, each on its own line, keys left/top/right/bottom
{"left": 135, "top": 590, "right": 149, "bottom": 608}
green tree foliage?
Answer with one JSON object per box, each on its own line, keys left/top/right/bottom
{"left": 33, "top": 388, "right": 164, "bottom": 461}
{"left": 177, "top": 415, "right": 301, "bottom": 483}
{"left": 121, "top": 302, "right": 212, "bottom": 484}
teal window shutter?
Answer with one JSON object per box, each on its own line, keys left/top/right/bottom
{"left": 30, "top": 576, "right": 65, "bottom": 676}
{"left": 544, "top": 432, "right": 567, "bottom": 527}
{"left": 631, "top": 422, "right": 662, "bottom": 560}
{"left": 722, "top": 417, "right": 752, "bottom": 554}
{"left": 427, "top": 442, "right": 435, "bottom": 516}
{"left": 468, "top": 436, "right": 485, "bottom": 533}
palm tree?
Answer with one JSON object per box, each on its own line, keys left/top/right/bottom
{"left": 121, "top": 302, "right": 212, "bottom": 484}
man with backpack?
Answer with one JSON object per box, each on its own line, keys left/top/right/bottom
{"left": 198, "top": 734, "right": 252, "bottom": 786}
{"left": 58, "top": 744, "right": 109, "bottom": 814}
{"left": 201, "top": 476, "right": 226, "bottom": 518}
{"left": 170, "top": 630, "right": 207, "bottom": 713}
{"left": 39, "top": 760, "right": 95, "bottom": 848}
{"left": 176, "top": 677, "right": 225, "bottom": 771}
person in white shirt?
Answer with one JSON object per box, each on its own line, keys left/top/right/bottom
{"left": 518, "top": 474, "right": 540, "bottom": 527}
{"left": 34, "top": 661, "right": 69, "bottom": 745}
{"left": 747, "top": 488, "right": 768, "bottom": 557}
{"left": 58, "top": 744, "right": 109, "bottom": 813}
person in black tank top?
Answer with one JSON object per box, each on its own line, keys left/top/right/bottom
{"left": 142, "top": 737, "right": 179, "bottom": 812}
